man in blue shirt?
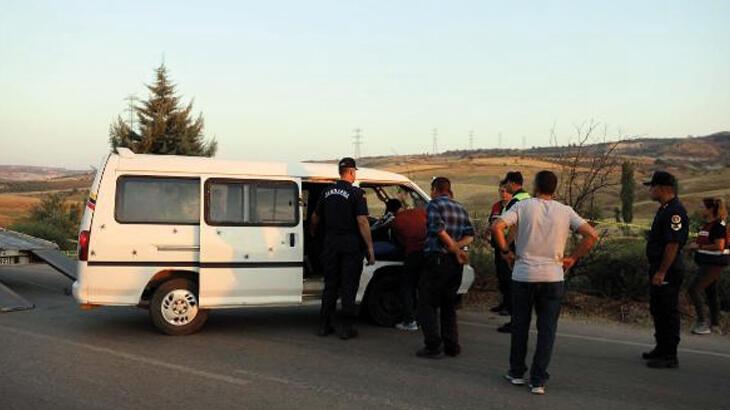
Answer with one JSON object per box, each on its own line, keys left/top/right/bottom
{"left": 416, "top": 177, "right": 474, "bottom": 358}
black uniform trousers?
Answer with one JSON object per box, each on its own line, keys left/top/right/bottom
{"left": 320, "top": 235, "right": 364, "bottom": 328}
{"left": 494, "top": 250, "right": 512, "bottom": 313}
{"left": 649, "top": 264, "right": 683, "bottom": 357}
{"left": 418, "top": 252, "right": 463, "bottom": 353}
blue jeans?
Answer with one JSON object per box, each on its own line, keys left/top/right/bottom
{"left": 509, "top": 281, "right": 564, "bottom": 386}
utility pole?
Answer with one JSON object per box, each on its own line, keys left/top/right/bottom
{"left": 521, "top": 135, "right": 527, "bottom": 150}
{"left": 432, "top": 128, "right": 438, "bottom": 155}
{"left": 124, "top": 94, "right": 138, "bottom": 132}
{"left": 352, "top": 128, "right": 363, "bottom": 159}
{"left": 468, "top": 130, "right": 474, "bottom": 151}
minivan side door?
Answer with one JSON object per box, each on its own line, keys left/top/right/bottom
{"left": 199, "top": 177, "right": 303, "bottom": 307}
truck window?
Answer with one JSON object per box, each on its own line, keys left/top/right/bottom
{"left": 206, "top": 179, "right": 298, "bottom": 226}
{"left": 115, "top": 176, "right": 200, "bottom": 224}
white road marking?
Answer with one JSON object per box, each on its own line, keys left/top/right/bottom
{"left": 0, "top": 324, "right": 252, "bottom": 387}
{"left": 460, "top": 320, "right": 730, "bottom": 359}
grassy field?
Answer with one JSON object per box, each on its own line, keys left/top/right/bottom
{"left": 0, "top": 194, "right": 39, "bottom": 227}
{"left": 0, "top": 190, "right": 87, "bottom": 228}
{"left": 365, "top": 154, "right": 730, "bottom": 224}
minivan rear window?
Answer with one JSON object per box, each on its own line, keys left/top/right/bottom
{"left": 206, "top": 179, "right": 298, "bottom": 226}
{"left": 115, "top": 176, "right": 200, "bottom": 224}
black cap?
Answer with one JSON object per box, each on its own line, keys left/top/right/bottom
{"left": 643, "top": 171, "right": 676, "bottom": 187}
{"left": 500, "top": 171, "right": 523, "bottom": 185}
{"left": 338, "top": 157, "right": 358, "bottom": 170}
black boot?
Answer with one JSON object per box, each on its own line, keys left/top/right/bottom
{"left": 318, "top": 320, "right": 334, "bottom": 337}
{"left": 339, "top": 325, "right": 358, "bottom": 340}
{"left": 646, "top": 356, "right": 679, "bottom": 369}
{"left": 641, "top": 348, "right": 663, "bottom": 360}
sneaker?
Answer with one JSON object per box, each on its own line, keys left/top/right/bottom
{"left": 497, "top": 322, "right": 512, "bottom": 333}
{"left": 692, "top": 322, "right": 711, "bottom": 335}
{"left": 529, "top": 384, "right": 546, "bottom": 395}
{"left": 395, "top": 321, "right": 419, "bottom": 331}
{"left": 416, "top": 348, "right": 443, "bottom": 359}
{"left": 646, "top": 356, "right": 679, "bottom": 369}
{"left": 504, "top": 373, "right": 526, "bottom": 386}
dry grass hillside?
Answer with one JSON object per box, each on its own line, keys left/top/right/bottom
{"left": 360, "top": 131, "right": 730, "bottom": 223}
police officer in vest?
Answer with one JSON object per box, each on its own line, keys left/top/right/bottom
{"left": 310, "top": 157, "right": 375, "bottom": 340}
{"left": 642, "top": 171, "right": 688, "bottom": 368}
{"left": 497, "top": 171, "right": 531, "bottom": 334}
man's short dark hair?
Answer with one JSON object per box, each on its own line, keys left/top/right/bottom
{"left": 501, "top": 171, "right": 523, "bottom": 186}
{"left": 431, "top": 177, "right": 451, "bottom": 194}
{"left": 534, "top": 170, "right": 558, "bottom": 195}
{"left": 386, "top": 199, "right": 402, "bottom": 214}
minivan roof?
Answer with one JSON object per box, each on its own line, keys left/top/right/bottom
{"left": 113, "top": 148, "right": 410, "bottom": 184}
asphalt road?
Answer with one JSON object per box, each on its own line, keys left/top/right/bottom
{"left": 1, "top": 265, "right": 729, "bottom": 410}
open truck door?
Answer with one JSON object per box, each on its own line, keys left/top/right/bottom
{"left": 198, "top": 177, "right": 304, "bottom": 307}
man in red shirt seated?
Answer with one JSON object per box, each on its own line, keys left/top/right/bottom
{"left": 392, "top": 202, "right": 428, "bottom": 331}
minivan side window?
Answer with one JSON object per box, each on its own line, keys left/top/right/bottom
{"left": 206, "top": 179, "right": 299, "bottom": 226}
{"left": 115, "top": 176, "right": 200, "bottom": 224}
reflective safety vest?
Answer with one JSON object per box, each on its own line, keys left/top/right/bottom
{"left": 513, "top": 191, "right": 531, "bottom": 202}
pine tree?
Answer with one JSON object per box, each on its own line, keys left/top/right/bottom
{"left": 109, "top": 64, "right": 217, "bottom": 157}
{"left": 620, "top": 161, "right": 635, "bottom": 224}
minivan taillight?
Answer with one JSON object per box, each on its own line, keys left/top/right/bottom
{"left": 78, "top": 230, "right": 90, "bottom": 261}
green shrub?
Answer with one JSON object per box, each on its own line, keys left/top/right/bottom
{"left": 10, "top": 192, "right": 81, "bottom": 250}
{"left": 569, "top": 238, "right": 649, "bottom": 300}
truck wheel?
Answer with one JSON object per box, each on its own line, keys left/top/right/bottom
{"left": 366, "top": 275, "right": 403, "bottom": 327}
{"left": 149, "top": 278, "right": 208, "bottom": 336}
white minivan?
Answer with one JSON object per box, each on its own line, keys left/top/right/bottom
{"left": 73, "top": 148, "right": 475, "bottom": 335}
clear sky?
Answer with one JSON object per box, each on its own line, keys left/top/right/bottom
{"left": 1, "top": 0, "right": 728, "bottom": 169}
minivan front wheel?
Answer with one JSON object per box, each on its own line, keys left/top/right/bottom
{"left": 150, "top": 278, "right": 208, "bottom": 335}
{"left": 366, "top": 275, "right": 403, "bottom": 327}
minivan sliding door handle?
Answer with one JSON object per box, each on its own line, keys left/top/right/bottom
{"left": 289, "top": 233, "right": 296, "bottom": 247}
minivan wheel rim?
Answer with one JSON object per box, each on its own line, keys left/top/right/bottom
{"left": 161, "top": 289, "right": 199, "bottom": 326}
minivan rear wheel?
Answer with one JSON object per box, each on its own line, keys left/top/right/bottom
{"left": 366, "top": 275, "right": 403, "bottom": 327}
{"left": 150, "top": 278, "right": 208, "bottom": 336}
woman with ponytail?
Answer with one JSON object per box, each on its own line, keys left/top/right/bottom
{"left": 687, "top": 198, "right": 728, "bottom": 335}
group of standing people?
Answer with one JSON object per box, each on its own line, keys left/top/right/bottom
{"left": 310, "top": 157, "right": 474, "bottom": 356}
{"left": 310, "top": 158, "right": 727, "bottom": 395}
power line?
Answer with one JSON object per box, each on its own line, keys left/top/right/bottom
{"left": 124, "top": 94, "right": 138, "bottom": 132}
{"left": 432, "top": 128, "right": 439, "bottom": 155}
{"left": 352, "top": 128, "right": 363, "bottom": 159}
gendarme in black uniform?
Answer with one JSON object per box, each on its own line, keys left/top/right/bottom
{"left": 315, "top": 163, "right": 369, "bottom": 337}
{"left": 644, "top": 171, "right": 689, "bottom": 364}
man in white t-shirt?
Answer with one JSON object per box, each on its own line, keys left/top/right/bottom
{"left": 491, "top": 170, "right": 598, "bottom": 395}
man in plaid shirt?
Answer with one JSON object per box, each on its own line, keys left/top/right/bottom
{"left": 416, "top": 177, "right": 474, "bottom": 358}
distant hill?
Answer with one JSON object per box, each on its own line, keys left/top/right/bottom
{"left": 0, "top": 165, "right": 89, "bottom": 181}
{"left": 0, "top": 166, "right": 94, "bottom": 194}
{"left": 430, "top": 131, "right": 730, "bottom": 170}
